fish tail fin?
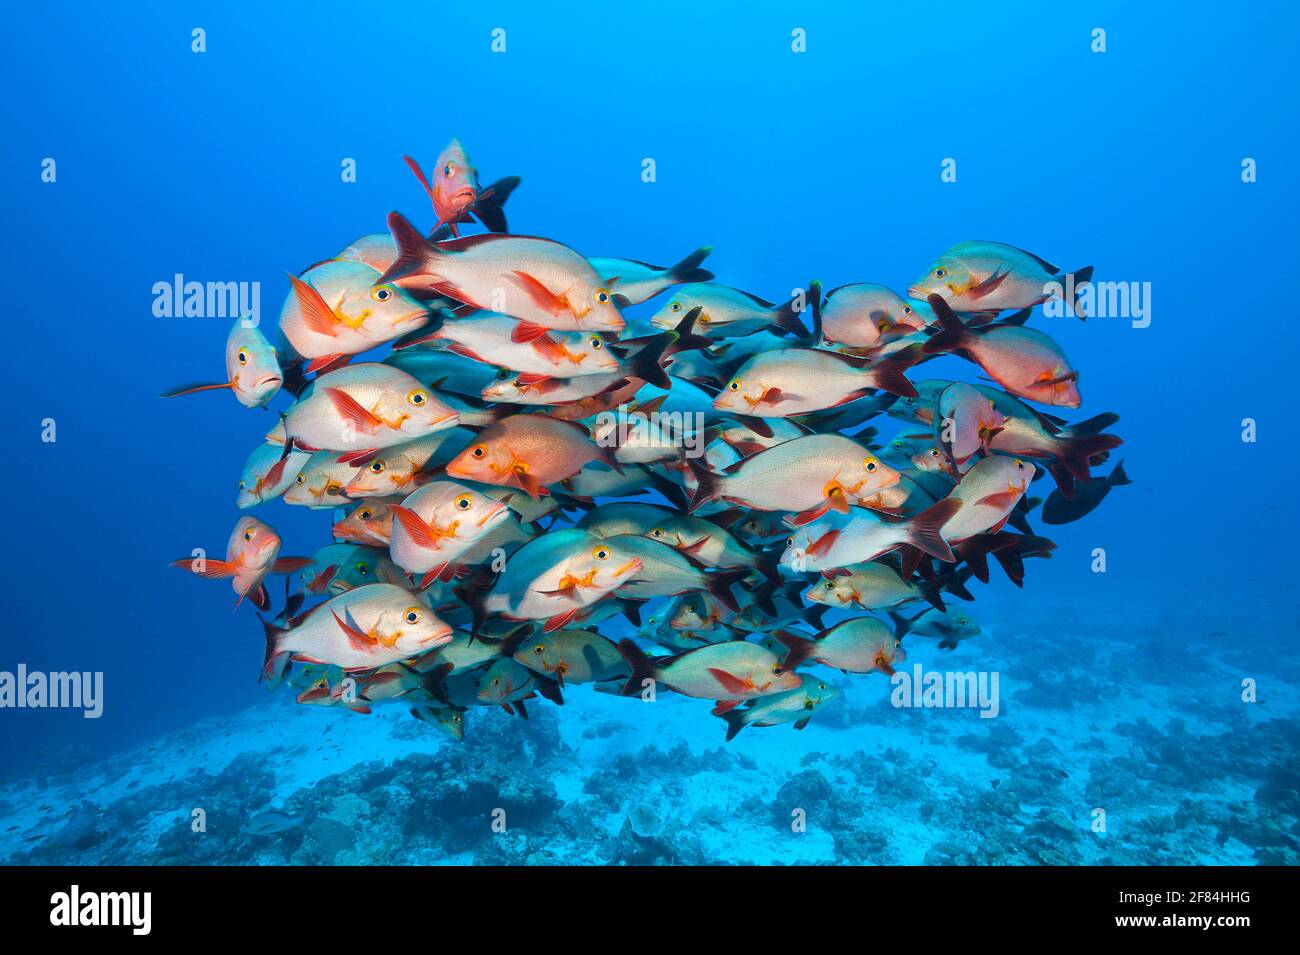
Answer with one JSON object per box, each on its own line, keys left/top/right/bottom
{"left": 772, "top": 628, "right": 815, "bottom": 671}
{"left": 864, "top": 343, "right": 922, "bottom": 398}
{"left": 616, "top": 639, "right": 656, "bottom": 696}
{"left": 685, "top": 458, "right": 722, "bottom": 513}
{"left": 667, "top": 246, "right": 714, "bottom": 284}
{"left": 921, "top": 294, "right": 974, "bottom": 355}
{"left": 704, "top": 567, "right": 750, "bottom": 613}
{"left": 1108, "top": 459, "right": 1132, "bottom": 487}
{"left": 472, "top": 175, "right": 521, "bottom": 233}
{"left": 719, "top": 707, "right": 748, "bottom": 742}
{"left": 888, "top": 607, "right": 927, "bottom": 643}
{"left": 940, "top": 565, "right": 976, "bottom": 602}
{"left": 626, "top": 329, "right": 677, "bottom": 390}
{"left": 1057, "top": 432, "right": 1123, "bottom": 482}
{"left": 376, "top": 211, "right": 434, "bottom": 287}
{"left": 1068, "top": 266, "right": 1094, "bottom": 320}
{"left": 917, "top": 575, "right": 948, "bottom": 613}
{"left": 807, "top": 279, "right": 824, "bottom": 344}
{"left": 771, "top": 287, "right": 812, "bottom": 337}
{"left": 1064, "top": 411, "right": 1120, "bottom": 436}
{"left": 754, "top": 544, "right": 784, "bottom": 591}
{"left": 907, "top": 497, "right": 960, "bottom": 564}
{"left": 419, "top": 662, "right": 455, "bottom": 705}
{"left": 259, "top": 616, "right": 288, "bottom": 684}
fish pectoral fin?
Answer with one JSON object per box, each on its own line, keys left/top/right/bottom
{"left": 543, "top": 609, "right": 579, "bottom": 633}
{"left": 271, "top": 557, "right": 312, "bottom": 574}
{"left": 511, "top": 320, "right": 556, "bottom": 344}
{"left": 508, "top": 272, "right": 569, "bottom": 317}
{"left": 706, "top": 667, "right": 752, "bottom": 697}
{"left": 305, "top": 354, "right": 351, "bottom": 374}
{"left": 965, "top": 268, "right": 1010, "bottom": 300}
{"left": 513, "top": 465, "right": 547, "bottom": 500}
{"left": 389, "top": 504, "right": 439, "bottom": 550}
{"left": 806, "top": 529, "right": 841, "bottom": 558}
{"left": 975, "top": 490, "right": 1021, "bottom": 509}
{"left": 323, "top": 388, "right": 384, "bottom": 433}
{"left": 761, "top": 387, "right": 800, "bottom": 405}
{"left": 171, "top": 557, "right": 240, "bottom": 579}
{"left": 286, "top": 272, "right": 341, "bottom": 337}
{"left": 793, "top": 717, "right": 811, "bottom": 731}
{"left": 331, "top": 610, "right": 376, "bottom": 652}
{"left": 789, "top": 500, "right": 834, "bottom": 526}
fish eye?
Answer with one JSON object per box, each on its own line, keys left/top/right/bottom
{"left": 786, "top": 537, "right": 794, "bottom": 546}
{"left": 492, "top": 677, "right": 501, "bottom": 687}
{"left": 959, "top": 616, "right": 969, "bottom": 626}
{"left": 935, "top": 268, "right": 946, "bottom": 278}
{"left": 237, "top": 349, "right": 249, "bottom": 365}
{"left": 238, "top": 480, "right": 246, "bottom": 489}
{"left": 533, "top": 644, "right": 545, "bottom": 655}
{"left": 771, "top": 664, "right": 782, "bottom": 674}
{"left": 369, "top": 460, "right": 386, "bottom": 473}
{"left": 471, "top": 446, "right": 486, "bottom": 458}
{"left": 452, "top": 714, "right": 461, "bottom": 722}
{"left": 903, "top": 306, "right": 913, "bottom": 315}
{"left": 930, "top": 449, "right": 941, "bottom": 457}
{"left": 670, "top": 302, "right": 682, "bottom": 312}
{"left": 408, "top": 389, "right": 428, "bottom": 405}
{"left": 590, "top": 337, "right": 603, "bottom": 349}
{"left": 372, "top": 286, "right": 393, "bottom": 302}
{"left": 904, "top": 397, "right": 915, "bottom": 406}
{"left": 495, "top": 369, "right": 511, "bottom": 380}
{"left": 865, "top": 460, "right": 877, "bottom": 472}
{"left": 243, "top": 531, "right": 253, "bottom": 541}
{"left": 595, "top": 289, "right": 610, "bottom": 304}
{"left": 728, "top": 379, "right": 741, "bottom": 391}
{"left": 295, "top": 474, "right": 306, "bottom": 484}
{"left": 405, "top": 608, "right": 422, "bottom": 624}
{"left": 648, "top": 617, "right": 657, "bottom": 625}
{"left": 1015, "top": 459, "right": 1025, "bottom": 470}
{"left": 455, "top": 494, "right": 473, "bottom": 510}
{"left": 650, "top": 528, "right": 664, "bottom": 538}
{"left": 355, "top": 563, "right": 370, "bottom": 575}
{"left": 443, "top": 163, "right": 454, "bottom": 176}
{"left": 818, "top": 682, "right": 827, "bottom": 690}
{"left": 359, "top": 510, "right": 371, "bottom": 520}
{"left": 824, "top": 581, "right": 835, "bottom": 590}
{"left": 593, "top": 547, "right": 609, "bottom": 560}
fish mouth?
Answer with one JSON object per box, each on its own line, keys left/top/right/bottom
{"left": 428, "top": 410, "right": 459, "bottom": 428}
{"left": 394, "top": 310, "right": 427, "bottom": 328}
{"left": 254, "top": 374, "right": 283, "bottom": 388}
{"left": 477, "top": 501, "right": 509, "bottom": 528}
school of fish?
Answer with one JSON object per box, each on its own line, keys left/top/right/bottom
{"left": 166, "top": 138, "right": 1127, "bottom": 742}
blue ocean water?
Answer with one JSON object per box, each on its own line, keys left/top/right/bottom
{"left": 2, "top": 1, "right": 1297, "bottom": 865}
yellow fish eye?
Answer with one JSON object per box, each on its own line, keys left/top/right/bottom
{"left": 238, "top": 480, "right": 246, "bottom": 489}
{"left": 471, "top": 445, "right": 486, "bottom": 458}
{"left": 670, "top": 302, "right": 682, "bottom": 312}
{"left": 728, "top": 379, "right": 741, "bottom": 391}
{"left": 371, "top": 286, "right": 393, "bottom": 302}
{"left": 1014, "top": 459, "right": 1026, "bottom": 470}
{"left": 864, "top": 459, "right": 877, "bottom": 472}
{"left": 369, "top": 460, "right": 386, "bottom": 473}
{"left": 903, "top": 306, "right": 913, "bottom": 315}
{"left": 237, "top": 349, "right": 249, "bottom": 364}
{"left": 455, "top": 494, "right": 473, "bottom": 510}
{"left": 930, "top": 449, "right": 941, "bottom": 457}
{"left": 295, "top": 474, "right": 306, "bottom": 484}
{"left": 935, "top": 268, "right": 946, "bottom": 278}
{"left": 650, "top": 528, "right": 663, "bottom": 538}
{"left": 408, "top": 389, "right": 428, "bottom": 406}
{"left": 770, "top": 664, "right": 781, "bottom": 674}
{"left": 590, "top": 337, "right": 603, "bottom": 348}
{"left": 595, "top": 289, "right": 610, "bottom": 303}
{"left": 243, "top": 531, "right": 253, "bottom": 541}
{"left": 443, "top": 163, "right": 454, "bottom": 176}
{"left": 404, "top": 607, "right": 422, "bottom": 624}
{"left": 533, "top": 644, "right": 545, "bottom": 655}
{"left": 358, "top": 510, "right": 371, "bottom": 520}
{"left": 593, "top": 547, "right": 609, "bottom": 560}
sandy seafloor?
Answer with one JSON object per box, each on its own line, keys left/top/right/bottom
{"left": 2, "top": 592, "right": 1296, "bottom": 866}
